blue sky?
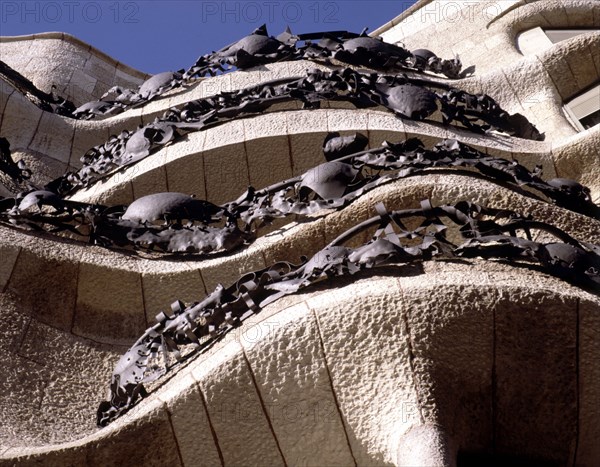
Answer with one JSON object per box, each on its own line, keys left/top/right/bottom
{"left": 1, "top": 1, "right": 417, "bottom": 74}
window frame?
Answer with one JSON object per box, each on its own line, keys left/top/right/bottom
{"left": 563, "top": 83, "right": 600, "bottom": 132}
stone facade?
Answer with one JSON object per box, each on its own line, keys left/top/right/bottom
{"left": 0, "top": 1, "right": 599, "bottom": 466}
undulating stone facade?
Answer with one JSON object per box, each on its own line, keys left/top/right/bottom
{"left": 1, "top": 1, "right": 599, "bottom": 466}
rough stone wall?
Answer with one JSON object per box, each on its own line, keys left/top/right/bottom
{"left": 0, "top": 1, "right": 599, "bottom": 466}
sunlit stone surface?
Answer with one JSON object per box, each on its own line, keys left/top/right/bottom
{"left": 1, "top": 1, "right": 599, "bottom": 465}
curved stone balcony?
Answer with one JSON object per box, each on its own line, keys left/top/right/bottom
{"left": 1, "top": 1, "right": 599, "bottom": 466}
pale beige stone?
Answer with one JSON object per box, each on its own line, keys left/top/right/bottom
{"left": 1, "top": 1, "right": 600, "bottom": 464}
{"left": 140, "top": 265, "right": 206, "bottom": 325}
{"left": 159, "top": 374, "right": 223, "bottom": 467}
{"left": 241, "top": 302, "right": 357, "bottom": 466}
{"left": 401, "top": 276, "right": 494, "bottom": 453}
{"left": 307, "top": 276, "right": 421, "bottom": 465}
{"left": 131, "top": 165, "right": 168, "bottom": 200}
{"left": 28, "top": 112, "right": 75, "bottom": 164}
{"left": 243, "top": 115, "right": 292, "bottom": 189}
{"left": 193, "top": 342, "right": 286, "bottom": 467}
{"left": 6, "top": 243, "right": 81, "bottom": 331}
{"left": 74, "top": 250, "right": 145, "bottom": 343}
{"left": 200, "top": 249, "right": 266, "bottom": 293}
{"left": 0, "top": 91, "right": 43, "bottom": 151}
{"left": 578, "top": 298, "right": 600, "bottom": 466}
{"left": 71, "top": 120, "right": 110, "bottom": 169}
{"left": 494, "top": 289, "right": 577, "bottom": 461}
{"left": 287, "top": 110, "right": 329, "bottom": 176}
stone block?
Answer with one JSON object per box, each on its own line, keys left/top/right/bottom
{"left": 80, "top": 178, "right": 135, "bottom": 206}
{"left": 479, "top": 69, "right": 523, "bottom": 113}
{"left": 203, "top": 121, "right": 249, "bottom": 204}
{"left": 7, "top": 245, "right": 80, "bottom": 332}
{"left": 494, "top": 289, "right": 577, "bottom": 463}
{"left": 115, "top": 66, "right": 146, "bottom": 89}
{"left": 367, "top": 110, "right": 406, "bottom": 148}
{"left": 0, "top": 244, "right": 20, "bottom": 292}
{"left": 401, "top": 280, "right": 494, "bottom": 451}
{"left": 564, "top": 34, "right": 599, "bottom": 91}
{"left": 241, "top": 302, "right": 356, "bottom": 466}
{"left": 540, "top": 49, "right": 580, "bottom": 100}
{"left": 0, "top": 84, "right": 15, "bottom": 123}
{"left": 71, "top": 120, "right": 110, "bottom": 169}
{"left": 403, "top": 119, "right": 450, "bottom": 148}
{"left": 260, "top": 62, "right": 292, "bottom": 81}
{"left": 200, "top": 250, "right": 266, "bottom": 293}
{"left": 0, "top": 290, "right": 30, "bottom": 355}
{"left": 553, "top": 126, "right": 600, "bottom": 199}
{"left": 141, "top": 265, "right": 206, "bottom": 325}
{"left": 86, "top": 400, "right": 181, "bottom": 467}
{"left": 0, "top": 91, "right": 43, "bottom": 151}
{"left": 197, "top": 73, "right": 233, "bottom": 98}
{"left": 287, "top": 110, "right": 329, "bottom": 176}
{"left": 159, "top": 374, "right": 223, "bottom": 467}
{"left": 131, "top": 165, "right": 168, "bottom": 200}
{"left": 163, "top": 130, "right": 207, "bottom": 197}
{"left": 83, "top": 55, "right": 117, "bottom": 86}
{"left": 243, "top": 113, "right": 292, "bottom": 189}
{"left": 327, "top": 108, "right": 370, "bottom": 133}
{"left": 18, "top": 319, "right": 119, "bottom": 378}
{"left": 69, "top": 69, "right": 97, "bottom": 99}
{"left": 73, "top": 251, "right": 146, "bottom": 343}
{"left": 193, "top": 342, "right": 285, "bottom": 467}
{"left": 28, "top": 112, "right": 75, "bottom": 164}
{"left": 0, "top": 40, "right": 32, "bottom": 72}
{"left": 307, "top": 276, "right": 420, "bottom": 466}
{"left": 0, "top": 355, "right": 51, "bottom": 450}
{"left": 577, "top": 297, "right": 600, "bottom": 466}
{"left": 245, "top": 135, "right": 293, "bottom": 190}
{"left": 229, "top": 68, "right": 263, "bottom": 90}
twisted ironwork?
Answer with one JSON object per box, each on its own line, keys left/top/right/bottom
{"left": 35, "top": 66, "right": 542, "bottom": 198}
{"left": 96, "top": 198, "right": 600, "bottom": 426}
{"left": 1, "top": 25, "right": 466, "bottom": 121}
{"left": 2, "top": 134, "right": 595, "bottom": 259}
{"left": 0, "top": 24, "right": 594, "bottom": 434}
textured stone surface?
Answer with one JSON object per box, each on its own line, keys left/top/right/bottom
{"left": 140, "top": 264, "right": 206, "bottom": 325}
{"left": 7, "top": 244, "right": 80, "bottom": 331}
{"left": 578, "top": 298, "right": 600, "bottom": 466}
{"left": 1, "top": 1, "right": 599, "bottom": 464}
{"left": 401, "top": 277, "right": 494, "bottom": 452}
{"left": 0, "top": 33, "right": 148, "bottom": 105}
{"left": 242, "top": 302, "right": 357, "bottom": 466}
{"left": 0, "top": 244, "right": 20, "bottom": 292}
{"left": 74, "top": 251, "right": 145, "bottom": 342}
{"left": 307, "top": 275, "right": 420, "bottom": 465}
{"left": 158, "top": 374, "right": 223, "bottom": 467}
{"left": 494, "top": 290, "right": 577, "bottom": 463}
{"left": 193, "top": 343, "right": 285, "bottom": 467}
{"left": 0, "top": 91, "right": 43, "bottom": 151}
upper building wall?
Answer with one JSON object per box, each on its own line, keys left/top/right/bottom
{"left": 0, "top": 32, "right": 150, "bottom": 105}
{"left": 374, "top": 0, "right": 600, "bottom": 142}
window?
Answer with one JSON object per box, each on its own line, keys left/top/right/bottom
{"left": 545, "top": 29, "right": 596, "bottom": 43}
{"left": 517, "top": 27, "right": 599, "bottom": 55}
{"left": 564, "top": 84, "right": 600, "bottom": 131}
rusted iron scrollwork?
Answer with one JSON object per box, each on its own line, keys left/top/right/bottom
{"left": 1, "top": 19, "right": 597, "bottom": 441}
{"left": 1, "top": 134, "right": 596, "bottom": 257}
{"left": 3, "top": 26, "right": 465, "bottom": 120}
{"left": 97, "top": 199, "right": 600, "bottom": 426}
{"left": 78, "top": 24, "right": 464, "bottom": 119}
{"left": 44, "top": 67, "right": 542, "bottom": 197}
